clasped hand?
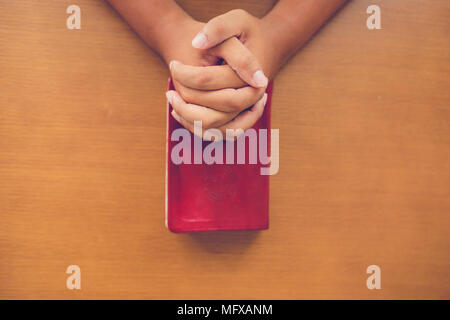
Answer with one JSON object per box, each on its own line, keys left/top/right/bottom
{"left": 163, "top": 9, "right": 278, "bottom": 140}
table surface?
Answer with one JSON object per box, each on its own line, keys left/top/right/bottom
{"left": 1, "top": 0, "right": 449, "bottom": 299}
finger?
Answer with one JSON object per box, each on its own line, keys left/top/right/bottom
{"left": 211, "top": 37, "right": 268, "bottom": 88}
{"left": 171, "top": 110, "right": 210, "bottom": 140}
{"left": 171, "top": 109, "right": 196, "bottom": 133}
{"left": 166, "top": 90, "right": 236, "bottom": 129}
{"left": 191, "top": 9, "right": 250, "bottom": 49}
{"left": 171, "top": 94, "right": 268, "bottom": 141}
{"left": 218, "top": 93, "right": 267, "bottom": 140}
{"left": 170, "top": 60, "right": 246, "bottom": 90}
{"left": 171, "top": 111, "right": 222, "bottom": 142}
{"left": 175, "top": 81, "right": 265, "bottom": 113}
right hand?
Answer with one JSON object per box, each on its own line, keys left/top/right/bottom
{"left": 162, "top": 17, "right": 268, "bottom": 139}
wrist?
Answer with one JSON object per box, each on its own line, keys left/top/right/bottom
{"left": 259, "top": 17, "right": 289, "bottom": 78}
{"left": 261, "top": 10, "right": 309, "bottom": 74}
{"left": 150, "top": 11, "right": 194, "bottom": 65}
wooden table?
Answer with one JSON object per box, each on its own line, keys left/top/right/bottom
{"left": 1, "top": 0, "right": 449, "bottom": 299}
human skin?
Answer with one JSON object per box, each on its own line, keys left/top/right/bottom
{"left": 106, "top": 0, "right": 348, "bottom": 136}
{"left": 106, "top": 0, "right": 267, "bottom": 137}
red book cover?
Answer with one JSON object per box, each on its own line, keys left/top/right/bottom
{"left": 165, "top": 79, "right": 273, "bottom": 232}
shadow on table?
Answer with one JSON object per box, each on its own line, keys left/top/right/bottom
{"left": 182, "top": 230, "right": 261, "bottom": 254}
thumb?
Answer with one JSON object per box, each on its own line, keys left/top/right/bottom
{"left": 211, "top": 37, "right": 268, "bottom": 88}
{"left": 192, "top": 9, "right": 250, "bottom": 49}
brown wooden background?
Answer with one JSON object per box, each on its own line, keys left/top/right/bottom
{"left": 1, "top": 0, "right": 449, "bottom": 299}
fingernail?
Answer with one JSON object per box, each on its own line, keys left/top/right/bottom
{"left": 171, "top": 110, "right": 181, "bottom": 122}
{"left": 252, "top": 70, "right": 268, "bottom": 88}
{"left": 166, "top": 91, "right": 173, "bottom": 104}
{"left": 169, "top": 60, "right": 179, "bottom": 71}
{"left": 262, "top": 93, "right": 268, "bottom": 106}
{"left": 192, "top": 32, "right": 207, "bottom": 49}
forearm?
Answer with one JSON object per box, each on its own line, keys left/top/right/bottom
{"left": 263, "top": 0, "right": 348, "bottom": 69}
{"left": 105, "top": 0, "right": 190, "bottom": 60}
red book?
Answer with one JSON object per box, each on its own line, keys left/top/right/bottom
{"left": 165, "top": 79, "right": 273, "bottom": 232}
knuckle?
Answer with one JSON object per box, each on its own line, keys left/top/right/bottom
{"left": 207, "top": 16, "right": 226, "bottom": 38}
{"left": 230, "top": 8, "right": 248, "bottom": 18}
{"left": 207, "top": 115, "right": 224, "bottom": 129}
{"left": 228, "top": 102, "right": 240, "bottom": 113}
{"left": 176, "top": 86, "right": 190, "bottom": 102}
{"left": 229, "top": 92, "right": 245, "bottom": 111}
{"left": 193, "top": 111, "right": 212, "bottom": 129}
{"left": 237, "top": 54, "right": 253, "bottom": 71}
{"left": 202, "top": 118, "right": 214, "bottom": 130}
{"left": 194, "top": 72, "right": 212, "bottom": 88}
{"left": 212, "top": 21, "right": 226, "bottom": 37}
{"left": 242, "top": 91, "right": 262, "bottom": 110}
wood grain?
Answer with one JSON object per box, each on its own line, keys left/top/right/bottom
{"left": 0, "top": 0, "right": 449, "bottom": 299}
